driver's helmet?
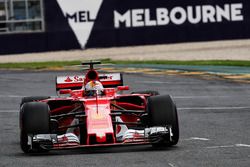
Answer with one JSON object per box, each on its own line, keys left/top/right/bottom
{"left": 84, "top": 80, "right": 104, "bottom": 96}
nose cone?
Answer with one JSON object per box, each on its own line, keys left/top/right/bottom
{"left": 96, "top": 132, "right": 106, "bottom": 143}
{"left": 85, "top": 99, "right": 115, "bottom": 145}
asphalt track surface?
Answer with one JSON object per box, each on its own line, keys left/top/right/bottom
{"left": 0, "top": 70, "right": 250, "bottom": 167}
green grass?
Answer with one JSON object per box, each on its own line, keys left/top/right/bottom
{"left": 0, "top": 61, "right": 81, "bottom": 69}
{"left": 0, "top": 59, "right": 250, "bottom": 69}
{"left": 103, "top": 59, "right": 250, "bottom": 67}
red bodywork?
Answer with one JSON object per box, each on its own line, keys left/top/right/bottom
{"left": 40, "top": 69, "right": 150, "bottom": 149}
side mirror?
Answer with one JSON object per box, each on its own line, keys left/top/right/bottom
{"left": 117, "top": 86, "right": 129, "bottom": 91}
{"left": 104, "top": 88, "right": 116, "bottom": 96}
{"left": 59, "top": 89, "right": 72, "bottom": 94}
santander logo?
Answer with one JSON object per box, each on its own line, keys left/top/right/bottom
{"left": 56, "top": 0, "right": 103, "bottom": 48}
{"left": 64, "top": 76, "right": 84, "bottom": 83}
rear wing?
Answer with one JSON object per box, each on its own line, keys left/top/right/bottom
{"left": 56, "top": 73, "right": 123, "bottom": 91}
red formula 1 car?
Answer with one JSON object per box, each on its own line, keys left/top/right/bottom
{"left": 19, "top": 61, "right": 179, "bottom": 153}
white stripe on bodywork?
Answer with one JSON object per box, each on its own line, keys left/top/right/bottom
{"left": 115, "top": 116, "right": 128, "bottom": 141}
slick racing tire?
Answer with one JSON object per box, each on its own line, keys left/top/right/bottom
{"left": 147, "top": 95, "right": 179, "bottom": 147}
{"left": 20, "top": 96, "right": 50, "bottom": 107}
{"left": 20, "top": 129, "right": 30, "bottom": 153}
{"left": 20, "top": 102, "right": 50, "bottom": 153}
{"left": 132, "top": 90, "right": 159, "bottom": 96}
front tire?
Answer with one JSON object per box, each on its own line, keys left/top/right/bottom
{"left": 20, "top": 130, "right": 29, "bottom": 153}
{"left": 20, "top": 102, "right": 50, "bottom": 153}
{"left": 147, "top": 95, "right": 179, "bottom": 146}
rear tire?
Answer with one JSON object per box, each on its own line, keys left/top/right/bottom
{"left": 20, "top": 96, "right": 50, "bottom": 107}
{"left": 20, "top": 102, "right": 50, "bottom": 153}
{"left": 147, "top": 95, "right": 179, "bottom": 146}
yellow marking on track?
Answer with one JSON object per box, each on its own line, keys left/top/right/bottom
{"left": 184, "top": 71, "right": 207, "bottom": 75}
{"left": 100, "top": 67, "right": 250, "bottom": 83}
{"left": 223, "top": 75, "right": 250, "bottom": 79}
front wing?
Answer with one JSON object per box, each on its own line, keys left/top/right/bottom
{"left": 30, "top": 127, "right": 172, "bottom": 151}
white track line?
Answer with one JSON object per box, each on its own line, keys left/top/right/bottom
{"left": 168, "top": 163, "right": 178, "bottom": 167}
{"left": 136, "top": 81, "right": 174, "bottom": 84}
{"left": 206, "top": 145, "right": 235, "bottom": 149}
{"left": 178, "top": 106, "right": 250, "bottom": 110}
{"left": 0, "top": 95, "right": 23, "bottom": 98}
{"left": 0, "top": 110, "right": 18, "bottom": 113}
{"left": 174, "top": 95, "right": 246, "bottom": 99}
{"left": 136, "top": 81, "right": 201, "bottom": 84}
{"left": 235, "top": 144, "right": 250, "bottom": 147}
{"left": 207, "top": 144, "right": 250, "bottom": 149}
{"left": 183, "top": 137, "right": 210, "bottom": 141}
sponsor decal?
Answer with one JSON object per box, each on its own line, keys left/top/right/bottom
{"left": 56, "top": 1, "right": 245, "bottom": 48}
{"left": 56, "top": 0, "right": 103, "bottom": 48}
{"left": 58, "top": 74, "right": 120, "bottom": 84}
{"left": 64, "top": 76, "right": 73, "bottom": 82}
{"left": 114, "top": 3, "right": 244, "bottom": 28}
{"left": 63, "top": 76, "right": 84, "bottom": 83}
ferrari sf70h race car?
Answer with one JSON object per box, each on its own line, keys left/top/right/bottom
{"left": 19, "top": 61, "right": 179, "bottom": 153}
